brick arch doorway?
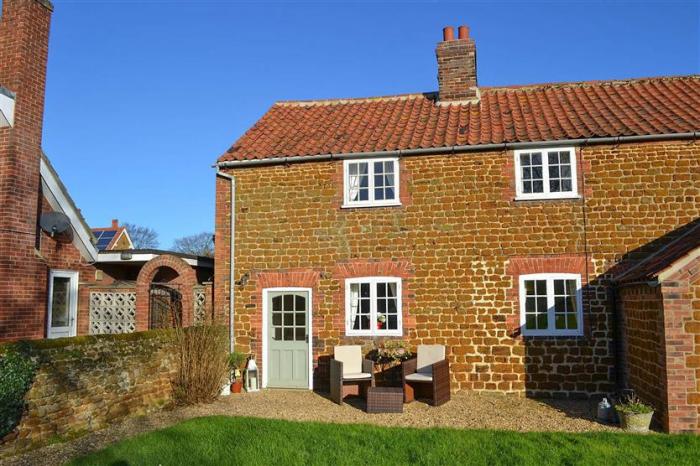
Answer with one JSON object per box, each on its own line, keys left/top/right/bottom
{"left": 135, "top": 255, "right": 197, "bottom": 332}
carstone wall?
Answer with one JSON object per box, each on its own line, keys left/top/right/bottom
{"left": 0, "top": 330, "right": 175, "bottom": 454}
{"left": 215, "top": 140, "right": 700, "bottom": 398}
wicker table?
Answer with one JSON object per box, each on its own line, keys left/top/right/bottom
{"left": 366, "top": 386, "right": 404, "bottom": 413}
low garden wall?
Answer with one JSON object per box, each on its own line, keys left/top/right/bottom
{"left": 0, "top": 330, "right": 176, "bottom": 455}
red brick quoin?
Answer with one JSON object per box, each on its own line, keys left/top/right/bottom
{"left": 135, "top": 255, "right": 198, "bottom": 331}
{"left": 660, "top": 257, "right": 700, "bottom": 433}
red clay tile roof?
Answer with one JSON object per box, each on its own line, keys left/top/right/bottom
{"left": 219, "top": 76, "right": 700, "bottom": 162}
{"left": 617, "top": 222, "right": 700, "bottom": 283}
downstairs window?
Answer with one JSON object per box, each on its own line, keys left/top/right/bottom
{"left": 519, "top": 273, "right": 583, "bottom": 336}
{"left": 345, "top": 277, "right": 402, "bottom": 336}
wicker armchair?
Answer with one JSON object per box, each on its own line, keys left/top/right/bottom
{"left": 330, "top": 345, "right": 375, "bottom": 405}
{"left": 402, "top": 344, "right": 450, "bottom": 406}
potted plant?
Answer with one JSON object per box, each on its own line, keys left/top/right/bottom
{"left": 376, "top": 314, "right": 386, "bottom": 329}
{"left": 615, "top": 394, "right": 654, "bottom": 433}
{"left": 370, "top": 341, "right": 413, "bottom": 385}
{"left": 228, "top": 352, "right": 247, "bottom": 394}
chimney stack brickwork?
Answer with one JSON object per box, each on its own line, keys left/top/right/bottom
{"left": 0, "top": 0, "right": 55, "bottom": 340}
{"left": 436, "top": 25, "right": 478, "bottom": 103}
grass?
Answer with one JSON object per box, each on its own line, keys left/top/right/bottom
{"left": 69, "top": 416, "right": 700, "bottom": 466}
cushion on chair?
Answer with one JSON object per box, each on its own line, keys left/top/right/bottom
{"left": 343, "top": 372, "right": 372, "bottom": 380}
{"left": 334, "top": 345, "right": 362, "bottom": 375}
{"left": 405, "top": 372, "right": 433, "bottom": 382}
{"left": 416, "top": 345, "right": 445, "bottom": 375}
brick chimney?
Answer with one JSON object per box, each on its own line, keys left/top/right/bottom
{"left": 435, "top": 25, "right": 478, "bottom": 103}
{"left": 0, "top": 0, "right": 53, "bottom": 240}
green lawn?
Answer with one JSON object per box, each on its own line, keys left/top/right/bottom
{"left": 69, "top": 416, "right": 700, "bottom": 466}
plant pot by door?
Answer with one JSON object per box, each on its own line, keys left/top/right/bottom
{"left": 231, "top": 380, "right": 243, "bottom": 394}
{"left": 618, "top": 411, "right": 654, "bottom": 433}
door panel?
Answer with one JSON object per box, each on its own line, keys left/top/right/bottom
{"left": 267, "top": 291, "right": 309, "bottom": 388}
{"left": 48, "top": 271, "right": 78, "bottom": 339}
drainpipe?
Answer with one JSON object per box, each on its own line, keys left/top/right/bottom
{"left": 216, "top": 168, "right": 236, "bottom": 354}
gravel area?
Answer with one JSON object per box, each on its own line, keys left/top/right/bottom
{"left": 2, "top": 390, "right": 616, "bottom": 466}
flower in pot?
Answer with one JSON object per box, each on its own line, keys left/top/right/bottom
{"left": 377, "top": 314, "right": 386, "bottom": 329}
{"left": 615, "top": 394, "right": 654, "bottom": 433}
{"left": 228, "top": 352, "right": 248, "bottom": 394}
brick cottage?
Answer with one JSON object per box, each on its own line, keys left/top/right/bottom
{"left": 214, "top": 26, "right": 700, "bottom": 431}
{"left": 0, "top": 0, "right": 213, "bottom": 342}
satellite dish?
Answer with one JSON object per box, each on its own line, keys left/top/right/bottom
{"left": 39, "top": 212, "right": 71, "bottom": 237}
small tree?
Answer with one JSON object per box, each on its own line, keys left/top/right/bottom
{"left": 172, "top": 232, "right": 214, "bottom": 257}
{"left": 123, "top": 223, "right": 159, "bottom": 249}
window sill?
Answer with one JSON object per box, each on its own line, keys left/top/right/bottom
{"left": 514, "top": 194, "right": 581, "bottom": 202}
{"left": 345, "top": 331, "right": 403, "bottom": 337}
{"left": 341, "top": 202, "right": 402, "bottom": 209}
{"left": 522, "top": 332, "right": 584, "bottom": 338}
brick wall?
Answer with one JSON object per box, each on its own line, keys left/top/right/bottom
{"left": 617, "top": 284, "right": 668, "bottom": 428}
{"left": 0, "top": 0, "right": 106, "bottom": 342}
{"left": 0, "top": 330, "right": 176, "bottom": 455}
{"left": 0, "top": 0, "right": 54, "bottom": 340}
{"left": 659, "top": 256, "right": 700, "bottom": 433}
{"left": 215, "top": 140, "right": 700, "bottom": 397}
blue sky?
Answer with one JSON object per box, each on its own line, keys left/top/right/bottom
{"left": 42, "top": 0, "right": 699, "bottom": 248}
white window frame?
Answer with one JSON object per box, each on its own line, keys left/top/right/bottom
{"left": 345, "top": 277, "right": 402, "bottom": 336}
{"left": 518, "top": 273, "right": 583, "bottom": 337}
{"left": 514, "top": 147, "right": 579, "bottom": 200}
{"left": 47, "top": 269, "right": 79, "bottom": 339}
{"left": 342, "top": 158, "right": 401, "bottom": 208}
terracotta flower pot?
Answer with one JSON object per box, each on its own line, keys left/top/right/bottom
{"left": 618, "top": 410, "right": 654, "bottom": 433}
{"left": 231, "top": 380, "right": 243, "bottom": 394}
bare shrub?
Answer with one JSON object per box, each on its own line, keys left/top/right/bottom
{"left": 172, "top": 324, "right": 229, "bottom": 405}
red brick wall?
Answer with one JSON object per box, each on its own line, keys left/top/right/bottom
{"left": 617, "top": 284, "right": 668, "bottom": 428}
{"left": 659, "top": 256, "right": 700, "bottom": 433}
{"left": 215, "top": 140, "right": 700, "bottom": 397}
{"left": 0, "top": 1, "right": 109, "bottom": 342}
{"left": 0, "top": 0, "right": 54, "bottom": 340}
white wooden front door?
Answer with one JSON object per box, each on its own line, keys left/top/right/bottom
{"left": 47, "top": 270, "right": 78, "bottom": 339}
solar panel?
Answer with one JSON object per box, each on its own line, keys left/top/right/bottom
{"left": 93, "top": 230, "right": 117, "bottom": 250}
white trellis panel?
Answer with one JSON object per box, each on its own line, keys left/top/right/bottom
{"left": 89, "top": 291, "right": 136, "bottom": 334}
{"left": 193, "top": 288, "right": 207, "bottom": 325}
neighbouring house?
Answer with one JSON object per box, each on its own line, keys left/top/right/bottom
{"left": 0, "top": 0, "right": 213, "bottom": 342}
{"left": 214, "top": 25, "right": 700, "bottom": 431}
{"left": 91, "top": 219, "right": 134, "bottom": 251}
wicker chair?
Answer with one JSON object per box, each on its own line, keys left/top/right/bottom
{"left": 402, "top": 344, "right": 450, "bottom": 406}
{"left": 330, "top": 345, "right": 375, "bottom": 405}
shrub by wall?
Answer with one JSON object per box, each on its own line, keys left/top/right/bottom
{"left": 0, "top": 330, "right": 176, "bottom": 455}
{"left": 0, "top": 344, "right": 37, "bottom": 439}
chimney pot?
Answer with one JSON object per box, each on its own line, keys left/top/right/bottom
{"left": 458, "top": 25, "right": 469, "bottom": 39}
{"left": 442, "top": 26, "right": 455, "bottom": 42}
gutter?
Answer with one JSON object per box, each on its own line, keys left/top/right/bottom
{"left": 216, "top": 168, "right": 236, "bottom": 354}
{"left": 216, "top": 132, "right": 699, "bottom": 168}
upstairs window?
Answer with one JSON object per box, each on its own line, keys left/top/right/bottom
{"left": 345, "top": 277, "right": 402, "bottom": 336}
{"left": 514, "top": 147, "right": 578, "bottom": 200}
{"left": 343, "top": 158, "right": 400, "bottom": 207}
{"left": 519, "top": 273, "right": 583, "bottom": 336}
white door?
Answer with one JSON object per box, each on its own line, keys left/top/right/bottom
{"left": 47, "top": 270, "right": 78, "bottom": 339}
